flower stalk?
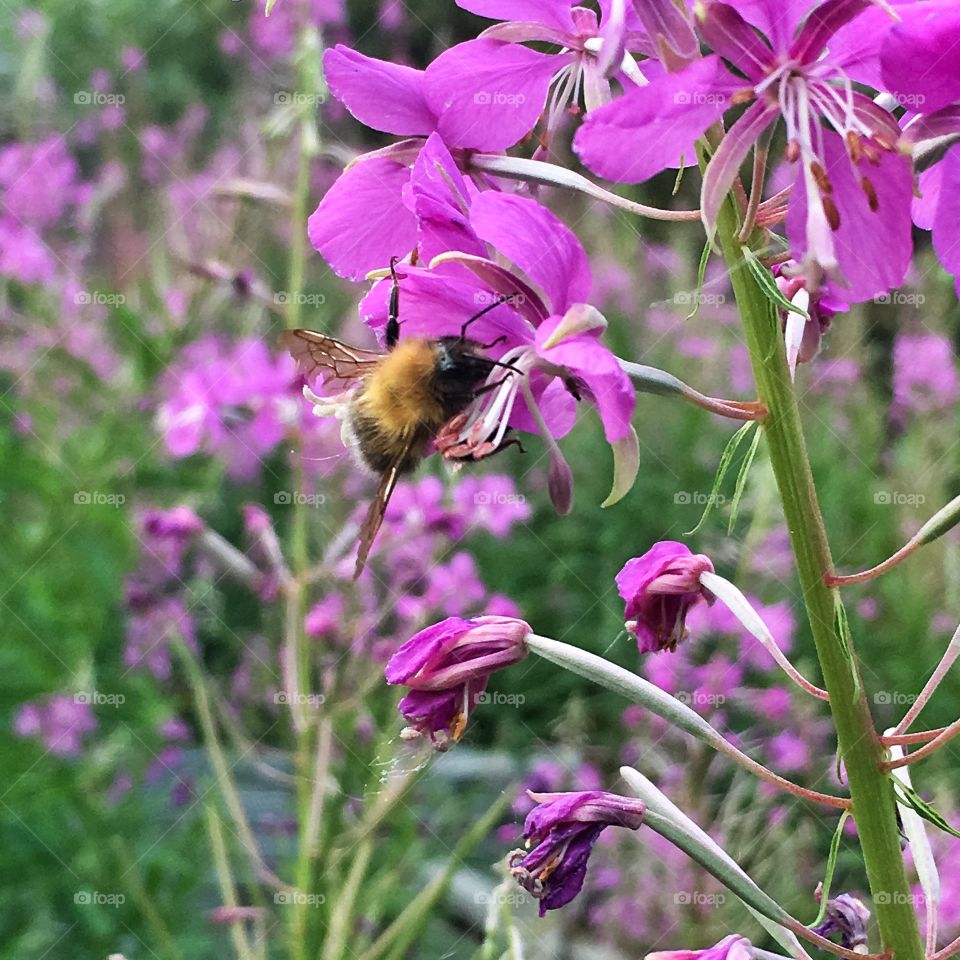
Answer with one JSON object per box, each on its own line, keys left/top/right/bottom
{"left": 712, "top": 192, "right": 925, "bottom": 960}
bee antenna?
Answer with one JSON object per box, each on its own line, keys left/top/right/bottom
{"left": 459, "top": 293, "right": 520, "bottom": 340}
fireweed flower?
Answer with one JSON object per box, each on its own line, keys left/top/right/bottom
{"left": 340, "top": 134, "right": 637, "bottom": 510}
{"left": 14, "top": 695, "right": 97, "bottom": 758}
{"left": 438, "top": 0, "right": 666, "bottom": 151}
{"left": 648, "top": 934, "right": 755, "bottom": 960}
{"left": 574, "top": 0, "right": 914, "bottom": 300}
{"left": 384, "top": 615, "right": 530, "bottom": 748}
{"left": 616, "top": 541, "right": 715, "bottom": 652}
{"left": 310, "top": 37, "right": 562, "bottom": 280}
{"left": 508, "top": 790, "right": 646, "bottom": 914}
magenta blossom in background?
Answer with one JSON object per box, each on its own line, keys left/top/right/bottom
{"left": 574, "top": 0, "right": 913, "bottom": 301}
{"left": 648, "top": 934, "right": 754, "bottom": 960}
{"left": 509, "top": 790, "right": 646, "bottom": 915}
{"left": 616, "top": 541, "right": 714, "bottom": 653}
{"left": 892, "top": 332, "right": 959, "bottom": 421}
{"left": 14, "top": 695, "right": 97, "bottom": 757}
{"left": 385, "top": 615, "right": 530, "bottom": 747}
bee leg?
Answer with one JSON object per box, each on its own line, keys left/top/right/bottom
{"left": 473, "top": 373, "right": 515, "bottom": 397}
{"left": 476, "top": 334, "right": 507, "bottom": 350}
{"left": 387, "top": 256, "right": 402, "bottom": 348}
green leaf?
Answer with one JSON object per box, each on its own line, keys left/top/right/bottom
{"left": 832, "top": 597, "right": 861, "bottom": 699}
{"left": 741, "top": 247, "right": 810, "bottom": 320}
{"left": 686, "top": 421, "right": 757, "bottom": 536}
{"left": 728, "top": 424, "right": 763, "bottom": 534}
{"left": 809, "top": 811, "right": 850, "bottom": 927}
{"left": 684, "top": 240, "right": 712, "bottom": 321}
{"left": 893, "top": 781, "right": 960, "bottom": 840}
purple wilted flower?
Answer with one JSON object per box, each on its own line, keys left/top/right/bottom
{"left": 574, "top": 0, "right": 913, "bottom": 301}
{"left": 384, "top": 615, "right": 530, "bottom": 748}
{"left": 812, "top": 893, "right": 870, "bottom": 951}
{"left": 616, "top": 541, "right": 714, "bottom": 653}
{"left": 14, "top": 695, "right": 97, "bottom": 757}
{"left": 341, "top": 134, "right": 636, "bottom": 510}
{"left": 508, "top": 790, "right": 645, "bottom": 915}
{"left": 648, "top": 934, "right": 755, "bottom": 960}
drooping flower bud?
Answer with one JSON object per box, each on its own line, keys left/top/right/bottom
{"left": 648, "top": 934, "right": 754, "bottom": 960}
{"left": 385, "top": 616, "right": 530, "bottom": 749}
{"left": 508, "top": 790, "right": 645, "bottom": 915}
{"left": 615, "top": 541, "right": 714, "bottom": 653}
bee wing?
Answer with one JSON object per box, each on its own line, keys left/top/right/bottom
{"left": 278, "top": 329, "right": 382, "bottom": 389}
{"left": 354, "top": 444, "right": 413, "bottom": 579}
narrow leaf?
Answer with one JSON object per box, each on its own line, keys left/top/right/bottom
{"left": 684, "top": 240, "right": 712, "bottom": 321}
{"left": 893, "top": 780, "right": 960, "bottom": 840}
{"left": 728, "top": 424, "right": 763, "bottom": 534}
{"left": 742, "top": 247, "right": 810, "bottom": 319}
{"left": 809, "top": 812, "right": 850, "bottom": 928}
{"left": 686, "top": 421, "right": 757, "bottom": 536}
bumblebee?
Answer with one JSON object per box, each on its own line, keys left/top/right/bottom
{"left": 279, "top": 261, "right": 518, "bottom": 577}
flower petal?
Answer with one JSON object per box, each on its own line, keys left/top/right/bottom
{"left": 881, "top": 0, "right": 960, "bottom": 115}
{"left": 409, "top": 133, "right": 487, "bottom": 263}
{"left": 929, "top": 144, "right": 960, "bottom": 292}
{"left": 323, "top": 45, "right": 436, "bottom": 136}
{"left": 786, "top": 131, "right": 913, "bottom": 302}
{"left": 535, "top": 311, "right": 636, "bottom": 441}
{"left": 385, "top": 617, "right": 473, "bottom": 684}
{"left": 631, "top": 0, "right": 700, "bottom": 68}
{"left": 696, "top": 1, "right": 776, "bottom": 80}
{"left": 573, "top": 55, "right": 736, "bottom": 183}
{"left": 308, "top": 154, "right": 417, "bottom": 281}
{"left": 701, "top": 99, "right": 777, "bottom": 238}
{"left": 360, "top": 266, "right": 534, "bottom": 347}
{"left": 724, "top": 0, "right": 818, "bottom": 50}
{"left": 424, "top": 39, "right": 559, "bottom": 151}
{"left": 455, "top": 0, "right": 577, "bottom": 33}
{"left": 468, "top": 191, "right": 592, "bottom": 313}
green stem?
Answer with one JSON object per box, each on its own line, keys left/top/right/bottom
{"left": 714, "top": 197, "right": 924, "bottom": 960}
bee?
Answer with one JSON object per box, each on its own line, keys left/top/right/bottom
{"left": 279, "top": 260, "right": 520, "bottom": 577}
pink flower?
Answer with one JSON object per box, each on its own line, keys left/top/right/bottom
{"left": 385, "top": 615, "right": 530, "bottom": 747}
{"left": 509, "top": 790, "right": 646, "bottom": 915}
{"left": 14, "top": 695, "right": 96, "bottom": 757}
{"left": 649, "top": 934, "right": 754, "bottom": 960}
{"left": 616, "top": 542, "right": 714, "bottom": 653}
